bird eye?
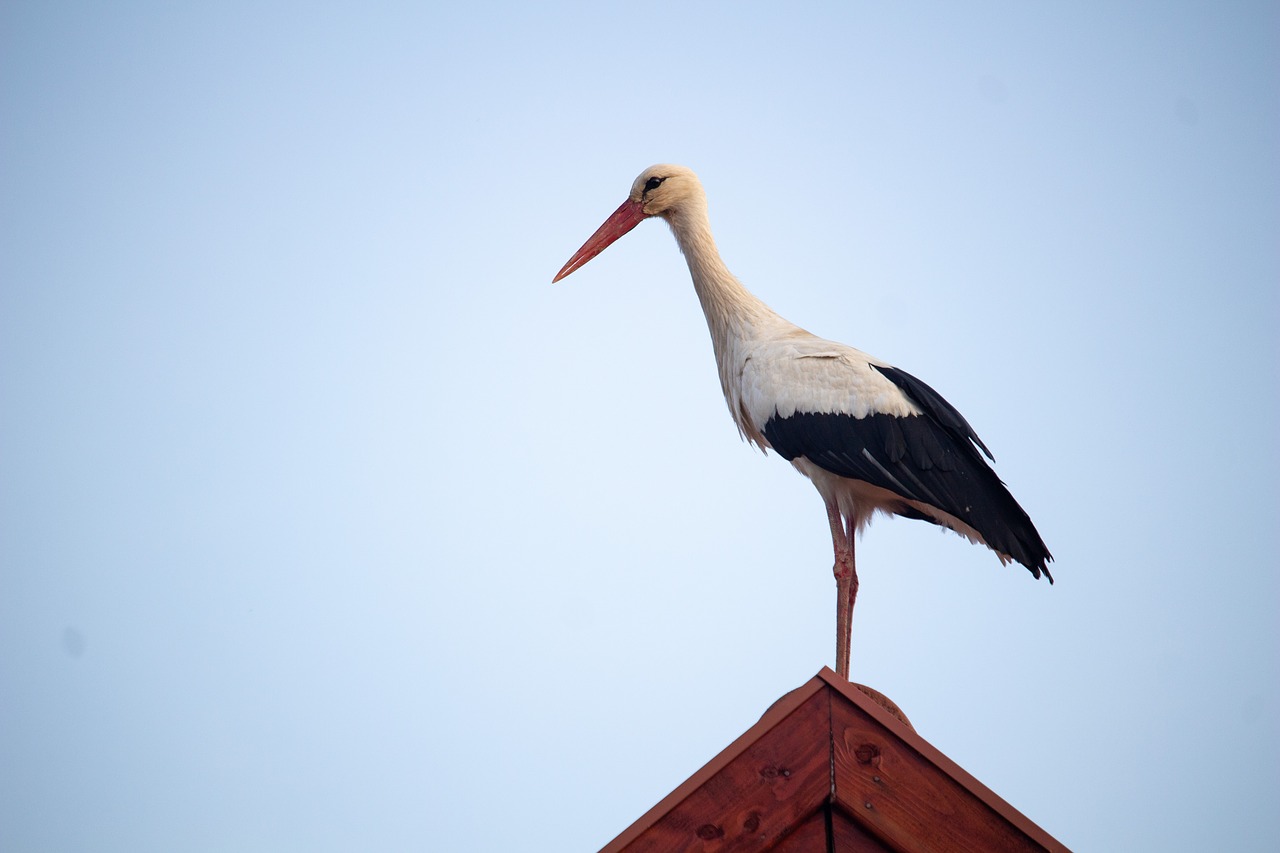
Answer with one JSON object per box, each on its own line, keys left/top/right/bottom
{"left": 644, "top": 176, "right": 665, "bottom": 192}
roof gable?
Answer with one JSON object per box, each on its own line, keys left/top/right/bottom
{"left": 600, "top": 669, "right": 1066, "bottom": 852}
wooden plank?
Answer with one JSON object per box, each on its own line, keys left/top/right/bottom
{"left": 765, "top": 804, "right": 899, "bottom": 852}
{"left": 817, "top": 670, "right": 1066, "bottom": 852}
{"left": 828, "top": 695, "right": 1056, "bottom": 853}
{"left": 600, "top": 676, "right": 826, "bottom": 852}
{"left": 768, "top": 808, "right": 828, "bottom": 853}
{"left": 602, "top": 686, "right": 832, "bottom": 853}
{"left": 830, "top": 807, "right": 898, "bottom": 852}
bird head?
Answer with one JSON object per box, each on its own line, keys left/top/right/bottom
{"left": 553, "top": 164, "right": 705, "bottom": 282}
{"left": 629, "top": 164, "right": 705, "bottom": 218}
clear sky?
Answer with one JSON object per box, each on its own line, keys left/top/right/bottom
{"left": 2, "top": 2, "right": 1276, "bottom": 850}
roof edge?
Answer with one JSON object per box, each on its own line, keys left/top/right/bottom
{"left": 598, "top": 673, "right": 827, "bottom": 853}
{"left": 816, "top": 668, "right": 1067, "bottom": 853}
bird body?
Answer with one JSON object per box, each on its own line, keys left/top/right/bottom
{"left": 554, "top": 164, "right": 1051, "bottom": 678}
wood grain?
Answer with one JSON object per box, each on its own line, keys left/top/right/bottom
{"left": 830, "top": 696, "right": 1048, "bottom": 853}
{"left": 603, "top": 688, "right": 830, "bottom": 852}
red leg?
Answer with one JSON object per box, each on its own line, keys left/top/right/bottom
{"left": 827, "top": 502, "right": 859, "bottom": 680}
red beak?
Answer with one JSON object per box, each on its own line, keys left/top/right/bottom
{"left": 552, "top": 198, "right": 648, "bottom": 282}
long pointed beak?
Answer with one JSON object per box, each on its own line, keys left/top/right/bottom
{"left": 552, "top": 198, "right": 648, "bottom": 282}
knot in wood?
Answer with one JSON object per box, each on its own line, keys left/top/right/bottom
{"left": 854, "top": 743, "right": 881, "bottom": 766}
{"left": 695, "top": 824, "right": 724, "bottom": 840}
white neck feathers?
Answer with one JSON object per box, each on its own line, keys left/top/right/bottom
{"left": 665, "top": 205, "right": 777, "bottom": 347}
{"left": 663, "top": 202, "right": 780, "bottom": 447}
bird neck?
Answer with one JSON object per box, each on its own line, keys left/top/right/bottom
{"left": 665, "top": 205, "right": 781, "bottom": 448}
{"left": 666, "top": 207, "right": 777, "bottom": 350}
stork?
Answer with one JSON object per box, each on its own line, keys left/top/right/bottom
{"left": 553, "top": 165, "right": 1052, "bottom": 680}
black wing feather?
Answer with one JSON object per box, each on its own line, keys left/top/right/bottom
{"left": 762, "top": 364, "right": 1052, "bottom": 581}
{"left": 873, "top": 364, "right": 994, "bottom": 460}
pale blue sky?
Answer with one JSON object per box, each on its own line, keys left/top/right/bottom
{"left": 2, "top": 3, "right": 1277, "bottom": 851}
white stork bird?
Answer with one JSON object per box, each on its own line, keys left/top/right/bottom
{"left": 553, "top": 165, "right": 1052, "bottom": 679}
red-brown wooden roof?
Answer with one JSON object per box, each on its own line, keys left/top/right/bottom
{"left": 600, "top": 668, "right": 1067, "bottom": 853}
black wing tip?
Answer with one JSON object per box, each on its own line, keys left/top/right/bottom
{"left": 1026, "top": 552, "right": 1054, "bottom": 584}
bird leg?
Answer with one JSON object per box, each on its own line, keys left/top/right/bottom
{"left": 827, "top": 502, "right": 858, "bottom": 681}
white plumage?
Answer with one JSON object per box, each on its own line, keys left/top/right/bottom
{"left": 554, "top": 164, "right": 1051, "bottom": 679}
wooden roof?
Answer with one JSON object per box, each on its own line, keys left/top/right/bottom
{"left": 600, "top": 668, "right": 1067, "bottom": 853}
